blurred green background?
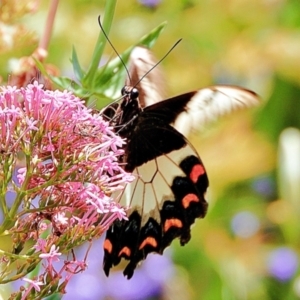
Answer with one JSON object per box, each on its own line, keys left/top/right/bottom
{"left": 2, "top": 0, "right": 300, "bottom": 299}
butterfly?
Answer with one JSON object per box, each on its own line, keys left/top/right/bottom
{"left": 102, "top": 46, "right": 260, "bottom": 279}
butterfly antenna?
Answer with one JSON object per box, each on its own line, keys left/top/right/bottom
{"left": 98, "top": 15, "right": 131, "bottom": 82}
{"left": 133, "top": 38, "right": 182, "bottom": 88}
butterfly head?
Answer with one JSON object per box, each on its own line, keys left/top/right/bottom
{"left": 121, "top": 86, "right": 139, "bottom": 101}
{"left": 120, "top": 85, "right": 142, "bottom": 114}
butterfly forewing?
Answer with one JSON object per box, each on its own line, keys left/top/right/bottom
{"left": 173, "top": 85, "right": 260, "bottom": 135}
{"left": 126, "top": 47, "right": 166, "bottom": 107}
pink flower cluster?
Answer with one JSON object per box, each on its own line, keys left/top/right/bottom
{"left": 0, "top": 81, "right": 133, "bottom": 298}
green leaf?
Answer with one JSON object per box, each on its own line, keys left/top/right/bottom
{"left": 137, "top": 21, "right": 167, "bottom": 48}
{"left": 71, "top": 46, "right": 84, "bottom": 81}
{"left": 84, "top": 0, "right": 117, "bottom": 86}
{"left": 44, "top": 294, "right": 62, "bottom": 300}
{"left": 33, "top": 58, "right": 50, "bottom": 79}
{"left": 50, "top": 76, "right": 91, "bottom": 97}
{"left": 50, "top": 21, "right": 167, "bottom": 108}
{"left": 87, "top": 22, "right": 167, "bottom": 108}
{"left": 256, "top": 75, "right": 300, "bottom": 142}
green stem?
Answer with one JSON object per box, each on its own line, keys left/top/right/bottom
{"left": 0, "top": 189, "right": 8, "bottom": 216}
{"left": 84, "top": 0, "right": 117, "bottom": 86}
{"left": 0, "top": 156, "right": 14, "bottom": 216}
{"left": 0, "top": 153, "right": 31, "bottom": 234}
{"left": 0, "top": 248, "right": 32, "bottom": 260}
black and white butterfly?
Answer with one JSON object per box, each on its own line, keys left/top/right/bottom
{"left": 102, "top": 46, "right": 259, "bottom": 279}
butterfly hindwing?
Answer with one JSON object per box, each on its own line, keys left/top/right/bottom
{"left": 103, "top": 141, "right": 208, "bottom": 279}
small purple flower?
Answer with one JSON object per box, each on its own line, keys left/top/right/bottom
{"left": 267, "top": 247, "right": 298, "bottom": 281}
{"left": 251, "top": 176, "right": 275, "bottom": 199}
{"left": 64, "top": 238, "right": 175, "bottom": 300}
{"left": 138, "top": 0, "right": 162, "bottom": 8}
{"left": 231, "top": 211, "right": 260, "bottom": 238}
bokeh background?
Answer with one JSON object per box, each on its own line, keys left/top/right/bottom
{"left": 1, "top": 0, "right": 300, "bottom": 299}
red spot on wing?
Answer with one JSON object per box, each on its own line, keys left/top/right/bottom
{"left": 190, "top": 164, "right": 205, "bottom": 183}
{"left": 182, "top": 193, "right": 199, "bottom": 208}
{"left": 119, "top": 247, "right": 131, "bottom": 258}
{"left": 103, "top": 239, "right": 113, "bottom": 253}
{"left": 139, "top": 237, "right": 158, "bottom": 250}
{"left": 164, "top": 218, "right": 183, "bottom": 232}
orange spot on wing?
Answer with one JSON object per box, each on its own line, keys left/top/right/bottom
{"left": 190, "top": 164, "right": 205, "bottom": 183}
{"left": 119, "top": 247, "right": 131, "bottom": 257}
{"left": 139, "top": 237, "right": 157, "bottom": 250}
{"left": 103, "top": 239, "right": 113, "bottom": 253}
{"left": 182, "top": 193, "right": 199, "bottom": 208}
{"left": 164, "top": 218, "right": 183, "bottom": 232}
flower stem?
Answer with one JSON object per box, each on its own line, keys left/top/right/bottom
{"left": 38, "top": 0, "right": 60, "bottom": 56}
{"left": 0, "top": 154, "right": 31, "bottom": 234}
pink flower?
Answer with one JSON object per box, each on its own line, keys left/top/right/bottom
{"left": 16, "top": 167, "right": 26, "bottom": 185}
{"left": 21, "top": 277, "right": 44, "bottom": 300}
{"left": 53, "top": 212, "right": 68, "bottom": 225}
{"left": 39, "top": 244, "right": 62, "bottom": 262}
{"left": 33, "top": 239, "right": 47, "bottom": 252}
{"left": 22, "top": 277, "right": 44, "bottom": 292}
{"left": 0, "top": 82, "right": 133, "bottom": 298}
